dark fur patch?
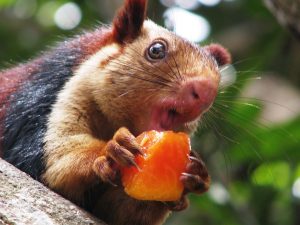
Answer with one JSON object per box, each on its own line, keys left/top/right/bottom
{"left": 112, "top": 0, "right": 147, "bottom": 44}
{"left": 1, "top": 27, "right": 115, "bottom": 179}
{"left": 205, "top": 44, "right": 232, "bottom": 66}
{"left": 0, "top": 61, "right": 41, "bottom": 155}
{"left": 2, "top": 45, "right": 82, "bottom": 179}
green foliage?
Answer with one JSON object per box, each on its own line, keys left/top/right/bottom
{"left": 0, "top": 0, "right": 15, "bottom": 7}
{"left": 251, "top": 161, "right": 290, "bottom": 190}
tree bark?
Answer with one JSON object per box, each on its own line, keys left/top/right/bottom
{"left": 265, "top": 0, "right": 300, "bottom": 40}
{"left": 0, "top": 158, "right": 106, "bottom": 225}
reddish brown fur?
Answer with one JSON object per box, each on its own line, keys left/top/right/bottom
{"left": 112, "top": 0, "right": 147, "bottom": 43}
{"left": 75, "top": 28, "right": 114, "bottom": 56}
{"left": 205, "top": 43, "right": 232, "bottom": 66}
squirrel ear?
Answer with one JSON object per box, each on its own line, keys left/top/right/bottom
{"left": 205, "top": 44, "right": 232, "bottom": 66}
{"left": 112, "top": 0, "right": 147, "bottom": 44}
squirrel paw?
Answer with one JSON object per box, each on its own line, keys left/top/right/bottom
{"left": 180, "top": 151, "right": 210, "bottom": 194}
{"left": 166, "top": 152, "right": 210, "bottom": 211}
{"left": 93, "top": 127, "right": 142, "bottom": 185}
{"left": 93, "top": 156, "right": 117, "bottom": 186}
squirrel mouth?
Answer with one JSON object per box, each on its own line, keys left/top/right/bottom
{"left": 148, "top": 77, "right": 218, "bottom": 133}
{"left": 149, "top": 100, "right": 206, "bottom": 132}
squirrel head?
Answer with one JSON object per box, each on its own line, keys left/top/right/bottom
{"left": 110, "top": 0, "right": 231, "bottom": 66}
{"left": 77, "top": 0, "right": 232, "bottom": 135}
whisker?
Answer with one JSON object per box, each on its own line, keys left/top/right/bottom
{"left": 207, "top": 107, "right": 266, "bottom": 162}
{"left": 215, "top": 100, "right": 261, "bottom": 109}
{"left": 230, "top": 57, "right": 261, "bottom": 67}
{"left": 216, "top": 96, "right": 297, "bottom": 114}
{"left": 108, "top": 69, "right": 169, "bottom": 87}
{"left": 108, "top": 59, "right": 173, "bottom": 87}
{"left": 203, "top": 111, "right": 240, "bottom": 144}
{"left": 170, "top": 53, "right": 183, "bottom": 82}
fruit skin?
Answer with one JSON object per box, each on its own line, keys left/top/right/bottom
{"left": 121, "top": 130, "right": 191, "bottom": 201}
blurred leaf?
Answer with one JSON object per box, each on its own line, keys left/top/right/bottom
{"left": 251, "top": 161, "right": 290, "bottom": 190}
{"left": 224, "top": 100, "right": 262, "bottom": 128}
{"left": 228, "top": 115, "right": 300, "bottom": 164}
{"left": 0, "top": 0, "right": 15, "bottom": 8}
{"left": 229, "top": 181, "right": 251, "bottom": 205}
{"left": 294, "top": 164, "right": 300, "bottom": 179}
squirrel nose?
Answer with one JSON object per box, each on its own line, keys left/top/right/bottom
{"left": 180, "top": 78, "right": 218, "bottom": 113}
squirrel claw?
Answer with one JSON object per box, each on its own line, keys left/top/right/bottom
{"left": 106, "top": 140, "right": 136, "bottom": 167}
{"left": 131, "top": 160, "right": 141, "bottom": 171}
{"left": 180, "top": 173, "right": 207, "bottom": 193}
{"left": 181, "top": 151, "right": 210, "bottom": 194}
{"left": 113, "top": 127, "right": 143, "bottom": 155}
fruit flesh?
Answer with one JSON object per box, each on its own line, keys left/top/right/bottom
{"left": 121, "top": 131, "right": 191, "bottom": 201}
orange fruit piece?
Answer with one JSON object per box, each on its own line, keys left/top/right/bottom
{"left": 121, "top": 130, "right": 191, "bottom": 201}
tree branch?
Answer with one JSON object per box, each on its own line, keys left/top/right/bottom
{"left": 0, "top": 158, "right": 106, "bottom": 225}
{"left": 265, "top": 0, "right": 300, "bottom": 40}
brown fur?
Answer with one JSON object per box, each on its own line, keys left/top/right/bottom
{"left": 205, "top": 43, "right": 232, "bottom": 66}
{"left": 93, "top": 188, "right": 170, "bottom": 225}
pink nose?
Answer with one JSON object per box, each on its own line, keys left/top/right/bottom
{"left": 179, "top": 78, "right": 218, "bottom": 113}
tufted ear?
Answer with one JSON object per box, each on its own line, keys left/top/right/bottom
{"left": 112, "top": 0, "right": 147, "bottom": 44}
{"left": 205, "top": 44, "right": 232, "bottom": 66}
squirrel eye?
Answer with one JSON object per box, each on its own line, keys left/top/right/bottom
{"left": 147, "top": 42, "right": 166, "bottom": 61}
